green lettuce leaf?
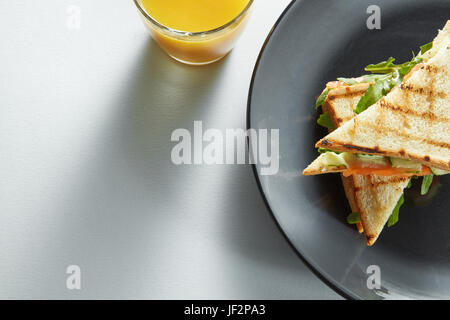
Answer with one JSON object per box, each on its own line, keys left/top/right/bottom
{"left": 317, "top": 112, "right": 334, "bottom": 130}
{"left": 421, "top": 174, "right": 434, "bottom": 195}
{"left": 347, "top": 212, "right": 360, "bottom": 224}
{"left": 420, "top": 41, "right": 433, "bottom": 55}
{"left": 387, "top": 194, "right": 405, "bottom": 227}
{"left": 315, "top": 89, "right": 330, "bottom": 109}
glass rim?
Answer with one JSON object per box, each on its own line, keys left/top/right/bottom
{"left": 133, "top": 0, "right": 254, "bottom": 36}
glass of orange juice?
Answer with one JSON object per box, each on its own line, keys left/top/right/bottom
{"left": 133, "top": 0, "right": 254, "bottom": 65}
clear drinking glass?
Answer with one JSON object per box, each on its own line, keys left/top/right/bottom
{"left": 133, "top": 0, "right": 254, "bottom": 65}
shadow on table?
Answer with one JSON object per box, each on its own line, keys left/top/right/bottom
{"left": 218, "top": 164, "right": 333, "bottom": 298}
{"left": 28, "top": 39, "right": 232, "bottom": 297}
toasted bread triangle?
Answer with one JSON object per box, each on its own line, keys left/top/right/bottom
{"left": 316, "top": 22, "right": 450, "bottom": 171}
{"left": 348, "top": 175, "right": 410, "bottom": 245}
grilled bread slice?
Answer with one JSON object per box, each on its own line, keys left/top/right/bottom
{"left": 303, "top": 83, "right": 370, "bottom": 176}
{"left": 316, "top": 22, "right": 450, "bottom": 171}
{"left": 323, "top": 83, "right": 369, "bottom": 234}
{"left": 308, "top": 83, "right": 410, "bottom": 244}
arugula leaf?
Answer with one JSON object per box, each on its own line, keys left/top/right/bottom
{"left": 354, "top": 54, "right": 423, "bottom": 114}
{"left": 397, "top": 56, "right": 423, "bottom": 78}
{"left": 365, "top": 55, "right": 422, "bottom": 76}
{"left": 317, "top": 112, "right": 334, "bottom": 130}
{"left": 365, "top": 57, "right": 396, "bottom": 74}
{"left": 354, "top": 80, "right": 382, "bottom": 114}
{"left": 354, "top": 75, "right": 395, "bottom": 114}
{"left": 347, "top": 212, "right": 360, "bottom": 224}
{"left": 421, "top": 174, "right": 434, "bottom": 195}
{"left": 316, "top": 89, "right": 330, "bottom": 109}
{"left": 387, "top": 194, "right": 405, "bottom": 227}
{"left": 420, "top": 41, "right": 433, "bottom": 55}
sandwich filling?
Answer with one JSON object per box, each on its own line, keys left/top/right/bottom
{"left": 315, "top": 151, "right": 448, "bottom": 177}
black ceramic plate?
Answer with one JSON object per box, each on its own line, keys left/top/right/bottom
{"left": 248, "top": 0, "right": 450, "bottom": 299}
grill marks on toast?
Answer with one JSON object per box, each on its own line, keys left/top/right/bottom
{"left": 327, "top": 88, "right": 366, "bottom": 101}
{"left": 362, "top": 120, "right": 450, "bottom": 150}
{"left": 371, "top": 67, "right": 449, "bottom": 153}
{"left": 324, "top": 121, "right": 450, "bottom": 163}
{"left": 378, "top": 99, "right": 449, "bottom": 122}
{"left": 355, "top": 175, "right": 408, "bottom": 206}
{"left": 368, "top": 175, "right": 409, "bottom": 187}
{"left": 325, "top": 85, "right": 369, "bottom": 126}
{"left": 348, "top": 174, "right": 410, "bottom": 246}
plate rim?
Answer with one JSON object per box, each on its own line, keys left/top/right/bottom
{"left": 246, "top": 0, "right": 356, "bottom": 300}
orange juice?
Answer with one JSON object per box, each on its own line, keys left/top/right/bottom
{"left": 135, "top": 0, "right": 253, "bottom": 65}
{"left": 141, "top": 0, "right": 250, "bottom": 32}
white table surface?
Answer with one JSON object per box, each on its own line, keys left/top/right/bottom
{"left": 0, "top": 0, "right": 340, "bottom": 299}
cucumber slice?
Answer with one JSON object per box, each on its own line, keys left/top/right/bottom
{"left": 319, "top": 152, "right": 348, "bottom": 167}
{"left": 430, "top": 167, "right": 450, "bottom": 176}
{"left": 355, "top": 154, "right": 389, "bottom": 166}
{"left": 389, "top": 158, "right": 422, "bottom": 171}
